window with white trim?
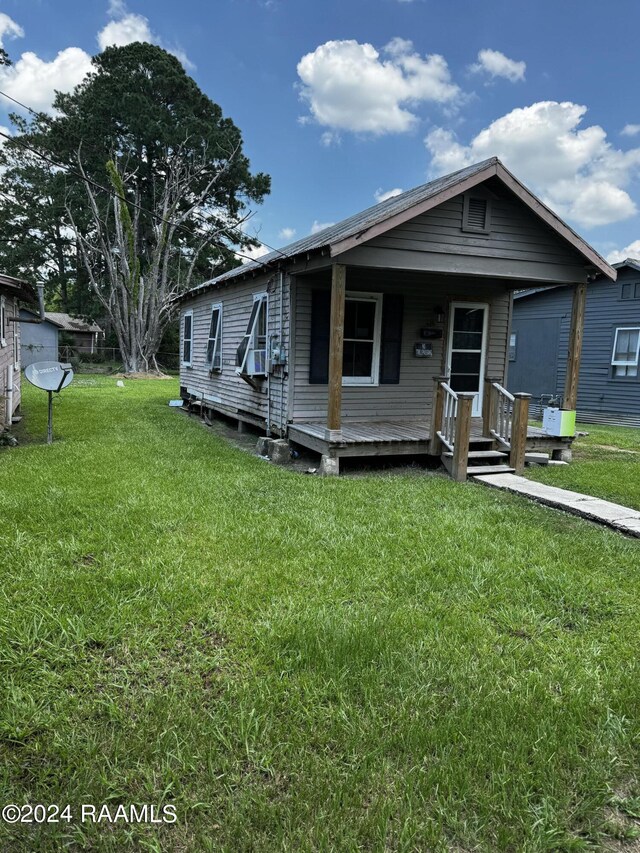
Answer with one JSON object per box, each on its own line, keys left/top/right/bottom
{"left": 611, "top": 327, "right": 640, "bottom": 377}
{"left": 182, "top": 310, "right": 193, "bottom": 367}
{"left": 342, "top": 292, "right": 383, "bottom": 385}
{"left": 236, "top": 293, "right": 268, "bottom": 376}
{"left": 205, "top": 303, "right": 223, "bottom": 371}
{"left": 0, "top": 295, "right": 6, "bottom": 347}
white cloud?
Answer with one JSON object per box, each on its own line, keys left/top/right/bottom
{"left": 0, "top": 13, "right": 24, "bottom": 49}
{"left": 279, "top": 227, "right": 296, "bottom": 241}
{"left": 622, "top": 124, "right": 640, "bottom": 137}
{"left": 297, "top": 38, "right": 460, "bottom": 136}
{"left": 425, "top": 101, "right": 640, "bottom": 228}
{"left": 470, "top": 49, "right": 526, "bottom": 82}
{"left": 320, "top": 130, "right": 340, "bottom": 147}
{"left": 374, "top": 187, "right": 403, "bottom": 203}
{"left": 97, "top": 6, "right": 194, "bottom": 70}
{"left": 310, "top": 220, "right": 335, "bottom": 235}
{"left": 97, "top": 13, "right": 154, "bottom": 51}
{"left": 0, "top": 47, "right": 93, "bottom": 113}
{"left": 0, "top": 5, "right": 193, "bottom": 115}
{"left": 607, "top": 240, "right": 640, "bottom": 264}
{"left": 240, "top": 242, "right": 270, "bottom": 263}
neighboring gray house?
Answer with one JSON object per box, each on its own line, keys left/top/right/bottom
{"left": 19, "top": 309, "right": 63, "bottom": 367}
{"left": 175, "top": 157, "right": 615, "bottom": 476}
{"left": 509, "top": 259, "right": 640, "bottom": 425}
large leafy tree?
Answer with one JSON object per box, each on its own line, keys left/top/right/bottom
{"left": 0, "top": 42, "right": 270, "bottom": 371}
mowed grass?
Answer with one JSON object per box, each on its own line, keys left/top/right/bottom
{"left": 526, "top": 422, "right": 640, "bottom": 510}
{"left": 2, "top": 378, "right": 640, "bottom": 852}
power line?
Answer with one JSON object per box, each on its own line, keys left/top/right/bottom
{"left": 0, "top": 87, "right": 289, "bottom": 266}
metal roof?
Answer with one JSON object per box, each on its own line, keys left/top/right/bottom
{"left": 177, "top": 156, "right": 616, "bottom": 303}
{"left": 0, "top": 272, "right": 36, "bottom": 303}
{"left": 178, "top": 158, "right": 500, "bottom": 302}
{"left": 45, "top": 312, "right": 103, "bottom": 334}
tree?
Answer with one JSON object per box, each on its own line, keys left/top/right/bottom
{"left": 0, "top": 42, "right": 270, "bottom": 372}
{"left": 0, "top": 113, "right": 82, "bottom": 313}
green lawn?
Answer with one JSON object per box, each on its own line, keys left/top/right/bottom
{"left": 2, "top": 377, "right": 640, "bottom": 851}
{"left": 526, "top": 423, "right": 640, "bottom": 510}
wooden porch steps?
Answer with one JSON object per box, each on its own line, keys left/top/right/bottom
{"left": 466, "top": 464, "right": 515, "bottom": 475}
{"left": 443, "top": 449, "right": 508, "bottom": 461}
{"left": 442, "top": 440, "right": 514, "bottom": 479}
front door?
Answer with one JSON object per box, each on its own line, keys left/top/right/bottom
{"left": 446, "top": 302, "right": 489, "bottom": 418}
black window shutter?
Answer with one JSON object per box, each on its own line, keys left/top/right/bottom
{"left": 379, "top": 294, "right": 404, "bottom": 384}
{"left": 309, "top": 289, "right": 331, "bottom": 383}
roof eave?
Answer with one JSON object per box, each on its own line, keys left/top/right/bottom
{"left": 494, "top": 162, "right": 616, "bottom": 281}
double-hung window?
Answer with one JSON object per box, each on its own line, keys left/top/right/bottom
{"left": 611, "top": 327, "right": 640, "bottom": 377}
{"left": 342, "top": 292, "right": 383, "bottom": 385}
{"left": 206, "top": 303, "right": 223, "bottom": 371}
{"left": 182, "top": 310, "right": 193, "bottom": 367}
{"left": 0, "top": 295, "right": 6, "bottom": 348}
{"left": 236, "top": 293, "right": 268, "bottom": 376}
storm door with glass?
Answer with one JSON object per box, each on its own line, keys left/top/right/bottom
{"left": 446, "top": 302, "right": 488, "bottom": 417}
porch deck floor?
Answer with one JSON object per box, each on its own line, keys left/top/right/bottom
{"left": 287, "top": 418, "right": 567, "bottom": 457}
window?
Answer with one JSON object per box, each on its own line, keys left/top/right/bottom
{"left": 0, "top": 295, "right": 6, "bottom": 347}
{"left": 205, "top": 303, "right": 223, "bottom": 371}
{"left": 236, "top": 293, "right": 268, "bottom": 376}
{"left": 462, "top": 193, "right": 491, "bottom": 233}
{"left": 621, "top": 282, "right": 640, "bottom": 300}
{"left": 611, "top": 327, "right": 640, "bottom": 377}
{"left": 509, "top": 332, "right": 517, "bottom": 362}
{"left": 182, "top": 310, "right": 193, "bottom": 367}
{"left": 342, "top": 292, "right": 383, "bottom": 385}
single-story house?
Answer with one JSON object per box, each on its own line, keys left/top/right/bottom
{"left": 1, "top": 273, "right": 36, "bottom": 430}
{"left": 175, "top": 157, "right": 616, "bottom": 477}
{"left": 509, "top": 259, "right": 640, "bottom": 425}
{"left": 46, "top": 312, "right": 103, "bottom": 354}
{"left": 19, "top": 309, "right": 64, "bottom": 367}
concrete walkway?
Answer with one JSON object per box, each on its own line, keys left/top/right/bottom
{"left": 473, "top": 473, "right": 640, "bottom": 538}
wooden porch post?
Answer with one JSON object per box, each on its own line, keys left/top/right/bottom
{"left": 325, "top": 263, "right": 346, "bottom": 440}
{"left": 482, "top": 376, "right": 501, "bottom": 437}
{"left": 510, "top": 392, "right": 531, "bottom": 474}
{"left": 451, "top": 392, "right": 474, "bottom": 482}
{"left": 563, "top": 282, "right": 587, "bottom": 411}
{"left": 429, "top": 375, "right": 448, "bottom": 455}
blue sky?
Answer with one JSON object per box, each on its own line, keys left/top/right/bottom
{"left": 2, "top": 0, "right": 640, "bottom": 264}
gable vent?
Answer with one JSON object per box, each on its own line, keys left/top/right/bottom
{"left": 467, "top": 197, "right": 488, "bottom": 229}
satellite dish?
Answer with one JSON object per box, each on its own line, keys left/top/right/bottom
{"left": 25, "top": 361, "right": 74, "bottom": 393}
{"left": 24, "top": 361, "right": 74, "bottom": 443}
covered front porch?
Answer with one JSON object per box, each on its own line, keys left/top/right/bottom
{"left": 287, "top": 261, "right": 587, "bottom": 478}
{"left": 288, "top": 415, "right": 573, "bottom": 468}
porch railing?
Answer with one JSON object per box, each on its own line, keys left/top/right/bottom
{"left": 430, "top": 377, "right": 475, "bottom": 481}
{"left": 437, "top": 381, "right": 458, "bottom": 452}
{"left": 488, "top": 382, "right": 514, "bottom": 449}
{"left": 483, "top": 378, "right": 531, "bottom": 474}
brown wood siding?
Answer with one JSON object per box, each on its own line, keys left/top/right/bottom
{"left": 178, "top": 272, "right": 291, "bottom": 434}
{"left": 291, "top": 269, "right": 511, "bottom": 422}
{"left": 1, "top": 296, "right": 21, "bottom": 427}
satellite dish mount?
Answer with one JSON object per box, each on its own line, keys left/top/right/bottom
{"left": 24, "top": 361, "right": 74, "bottom": 444}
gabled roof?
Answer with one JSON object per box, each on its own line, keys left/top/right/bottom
{"left": 0, "top": 273, "right": 36, "bottom": 303}
{"left": 45, "top": 312, "right": 103, "bottom": 334}
{"left": 178, "top": 157, "right": 616, "bottom": 303}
